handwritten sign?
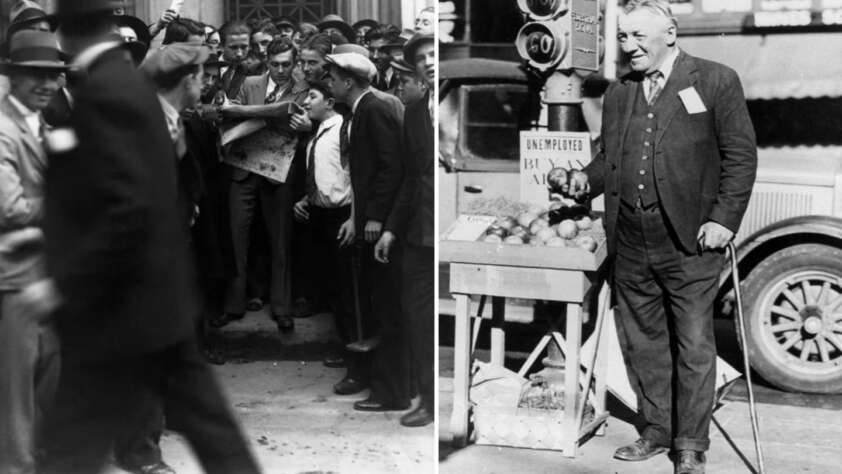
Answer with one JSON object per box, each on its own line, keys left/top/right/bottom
{"left": 519, "top": 131, "right": 591, "bottom": 208}
{"left": 224, "top": 128, "right": 298, "bottom": 183}
{"left": 442, "top": 215, "right": 497, "bottom": 241}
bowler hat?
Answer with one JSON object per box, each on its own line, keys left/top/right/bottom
{"left": 318, "top": 14, "right": 355, "bottom": 44}
{"left": 0, "top": 29, "right": 67, "bottom": 73}
{"left": 402, "top": 33, "right": 433, "bottom": 65}
{"left": 325, "top": 52, "right": 376, "bottom": 82}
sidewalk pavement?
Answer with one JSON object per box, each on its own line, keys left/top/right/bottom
{"left": 438, "top": 375, "right": 842, "bottom": 474}
{"left": 102, "top": 310, "right": 435, "bottom": 474}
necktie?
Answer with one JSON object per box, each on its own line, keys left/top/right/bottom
{"left": 266, "top": 82, "right": 284, "bottom": 104}
{"left": 340, "top": 113, "right": 351, "bottom": 169}
{"left": 222, "top": 67, "right": 235, "bottom": 97}
{"left": 306, "top": 125, "right": 333, "bottom": 200}
{"left": 647, "top": 71, "right": 664, "bottom": 105}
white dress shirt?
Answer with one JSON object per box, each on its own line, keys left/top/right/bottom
{"left": 643, "top": 47, "right": 680, "bottom": 102}
{"left": 305, "top": 113, "right": 351, "bottom": 208}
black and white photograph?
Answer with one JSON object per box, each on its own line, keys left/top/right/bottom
{"left": 0, "top": 0, "right": 435, "bottom": 473}
{"left": 438, "top": 1, "right": 842, "bottom": 473}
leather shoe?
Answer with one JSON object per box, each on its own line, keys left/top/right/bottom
{"left": 323, "top": 355, "right": 346, "bottom": 368}
{"left": 273, "top": 314, "right": 294, "bottom": 333}
{"left": 333, "top": 376, "right": 367, "bottom": 395}
{"left": 130, "top": 461, "right": 176, "bottom": 474}
{"left": 613, "top": 438, "right": 668, "bottom": 461}
{"left": 246, "top": 297, "right": 263, "bottom": 312}
{"left": 400, "top": 405, "right": 433, "bottom": 427}
{"left": 674, "top": 450, "right": 705, "bottom": 474}
{"left": 353, "top": 396, "right": 410, "bottom": 412}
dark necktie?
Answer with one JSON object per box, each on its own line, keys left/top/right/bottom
{"left": 339, "top": 114, "right": 351, "bottom": 169}
{"left": 266, "top": 82, "right": 284, "bottom": 104}
{"left": 647, "top": 71, "right": 664, "bottom": 105}
{"left": 222, "top": 67, "right": 235, "bottom": 97}
{"left": 306, "top": 126, "right": 333, "bottom": 200}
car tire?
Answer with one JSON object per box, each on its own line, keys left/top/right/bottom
{"left": 739, "top": 243, "right": 842, "bottom": 394}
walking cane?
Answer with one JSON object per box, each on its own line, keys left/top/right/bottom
{"left": 728, "top": 241, "right": 766, "bottom": 474}
{"left": 346, "top": 242, "right": 380, "bottom": 353}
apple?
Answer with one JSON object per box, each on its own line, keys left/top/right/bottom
{"left": 546, "top": 167, "right": 569, "bottom": 192}
{"left": 486, "top": 224, "right": 507, "bottom": 238}
{"left": 575, "top": 235, "right": 597, "bottom": 252}
{"left": 482, "top": 233, "right": 503, "bottom": 243}
{"left": 517, "top": 211, "right": 539, "bottom": 228}
{"left": 529, "top": 218, "right": 550, "bottom": 235}
{"left": 527, "top": 204, "right": 545, "bottom": 216}
{"left": 529, "top": 236, "right": 544, "bottom": 246}
{"left": 557, "top": 219, "right": 578, "bottom": 239}
{"left": 495, "top": 216, "right": 517, "bottom": 232}
{"left": 536, "top": 227, "right": 556, "bottom": 243}
{"left": 504, "top": 235, "right": 524, "bottom": 245}
{"left": 510, "top": 225, "right": 528, "bottom": 238}
{"left": 546, "top": 236, "right": 567, "bottom": 247}
{"left": 576, "top": 216, "right": 593, "bottom": 230}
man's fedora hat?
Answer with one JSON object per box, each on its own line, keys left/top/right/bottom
{"left": 317, "top": 14, "right": 356, "bottom": 43}
{"left": 52, "top": 0, "right": 124, "bottom": 20}
{"left": 0, "top": 29, "right": 68, "bottom": 73}
{"left": 403, "top": 33, "right": 434, "bottom": 65}
{"left": 7, "top": 0, "right": 58, "bottom": 40}
{"left": 352, "top": 19, "right": 379, "bottom": 31}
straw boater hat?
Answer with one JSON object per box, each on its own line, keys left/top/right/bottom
{"left": 317, "top": 14, "right": 356, "bottom": 43}
{"left": 0, "top": 29, "right": 68, "bottom": 74}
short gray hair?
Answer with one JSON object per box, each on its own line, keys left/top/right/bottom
{"left": 623, "top": 0, "right": 678, "bottom": 28}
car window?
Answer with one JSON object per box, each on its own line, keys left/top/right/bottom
{"left": 461, "top": 84, "right": 540, "bottom": 163}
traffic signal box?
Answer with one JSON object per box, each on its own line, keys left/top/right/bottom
{"left": 515, "top": 0, "right": 601, "bottom": 73}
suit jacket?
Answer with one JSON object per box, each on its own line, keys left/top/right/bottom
{"left": 386, "top": 92, "right": 434, "bottom": 248}
{"left": 228, "top": 73, "right": 309, "bottom": 182}
{"left": 349, "top": 91, "right": 404, "bottom": 231}
{"left": 0, "top": 96, "right": 47, "bottom": 289}
{"left": 221, "top": 63, "right": 250, "bottom": 100}
{"left": 43, "top": 46, "right": 196, "bottom": 359}
{"left": 585, "top": 51, "right": 757, "bottom": 254}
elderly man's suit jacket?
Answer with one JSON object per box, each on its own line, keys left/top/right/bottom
{"left": 348, "top": 91, "right": 404, "bottom": 231}
{"left": 585, "top": 51, "right": 757, "bottom": 254}
{"left": 44, "top": 46, "right": 196, "bottom": 359}
{"left": 0, "top": 96, "right": 47, "bottom": 289}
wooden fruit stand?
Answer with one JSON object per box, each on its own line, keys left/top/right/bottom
{"left": 441, "top": 237, "right": 610, "bottom": 457}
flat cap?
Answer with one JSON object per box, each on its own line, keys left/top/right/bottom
{"left": 325, "top": 52, "right": 376, "bottom": 82}
{"left": 140, "top": 42, "right": 210, "bottom": 79}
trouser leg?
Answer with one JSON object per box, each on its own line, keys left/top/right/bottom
{"left": 261, "top": 180, "right": 294, "bottom": 317}
{"left": 402, "top": 244, "right": 435, "bottom": 411}
{"left": 0, "top": 292, "right": 60, "bottom": 474}
{"left": 224, "top": 174, "right": 260, "bottom": 314}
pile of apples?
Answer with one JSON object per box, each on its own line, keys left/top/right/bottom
{"left": 480, "top": 209, "right": 599, "bottom": 252}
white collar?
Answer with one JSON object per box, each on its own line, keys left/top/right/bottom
{"left": 351, "top": 88, "right": 371, "bottom": 114}
{"left": 317, "top": 113, "right": 342, "bottom": 133}
{"left": 652, "top": 47, "right": 680, "bottom": 82}
{"left": 72, "top": 41, "right": 123, "bottom": 71}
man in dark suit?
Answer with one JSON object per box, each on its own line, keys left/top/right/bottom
{"left": 375, "top": 33, "right": 435, "bottom": 427}
{"left": 38, "top": 3, "right": 260, "bottom": 473}
{"left": 325, "top": 51, "right": 409, "bottom": 410}
{"left": 566, "top": 2, "right": 757, "bottom": 473}
{"left": 219, "top": 20, "right": 253, "bottom": 100}
{"left": 220, "top": 38, "right": 308, "bottom": 332}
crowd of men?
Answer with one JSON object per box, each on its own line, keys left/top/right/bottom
{"left": 0, "top": 1, "right": 436, "bottom": 473}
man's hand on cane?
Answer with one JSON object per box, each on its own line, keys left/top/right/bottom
{"left": 696, "top": 221, "right": 734, "bottom": 251}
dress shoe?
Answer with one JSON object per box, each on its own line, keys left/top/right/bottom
{"left": 273, "top": 314, "right": 294, "bottom": 333}
{"left": 208, "top": 312, "right": 238, "bottom": 328}
{"left": 400, "top": 405, "right": 433, "bottom": 427}
{"left": 674, "top": 450, "right": 705, "bottom": 474}
{"left": 333, "top": 376, "right": 367, "bottom": 395}
{"left": 130, "top": 461, "right": 176, "bottom": 474}
{"left": 323, "top": 355, "right": 346, "bottom": 368}
{"left": 246, "top": 297, "right": 263, "bottom": 312}
{"left": 613, "top": 438, "right": 668, "bottom": 461}
{"left": 353, "top": 396, "right": 410, "bottom": 412}
{"left": 292, "top": 297, "right": 316, "bottom": 318}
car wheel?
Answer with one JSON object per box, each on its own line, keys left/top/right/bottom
{"left": 739, "top": 243, "right": 842, "bottom": 393}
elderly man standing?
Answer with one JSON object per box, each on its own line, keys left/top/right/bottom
{"left": 39, "top": 2, "right": 260, "bottom": 473}
{"left": 0, "top": 29, "right": 64, "bottom": 474}
{"left": 565, "top": 2, "right": 757, "bottom": 473}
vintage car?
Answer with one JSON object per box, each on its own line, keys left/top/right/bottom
{"left": 439, "top": 56, "right": 842, "bottom": 394}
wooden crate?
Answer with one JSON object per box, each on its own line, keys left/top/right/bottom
{"left": 440, "top": 238, "right": 607, "bottom": 272}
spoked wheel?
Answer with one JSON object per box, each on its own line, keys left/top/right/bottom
{"left": 741, "top": 244, "right": 842, "bottom": 393}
